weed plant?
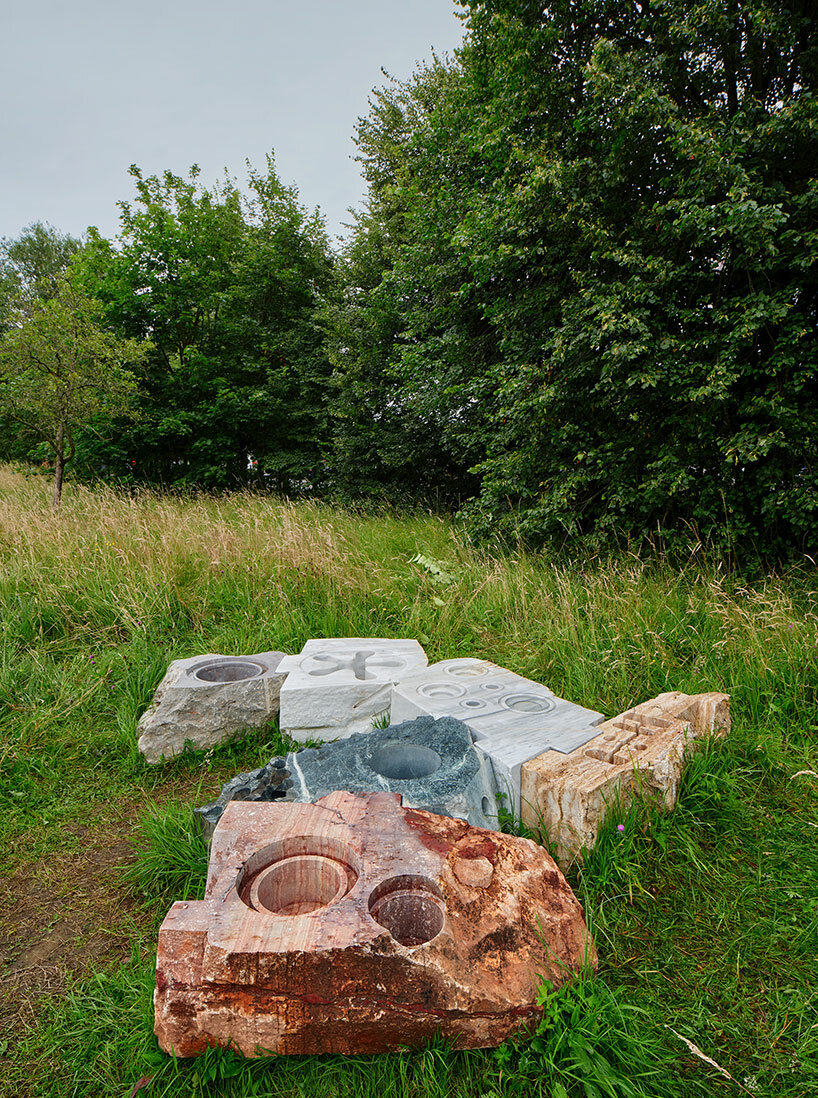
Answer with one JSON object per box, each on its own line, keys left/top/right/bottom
{"left": 0, "top": 469, "right": 816, "bottom": 1097}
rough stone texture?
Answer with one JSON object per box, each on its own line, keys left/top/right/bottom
{"left": 278, "top": 638, "right": 428, "bottom": 742}
{"left": 195, "top": 716, "right": 500, "bottom": 839}
{"left": 155, "top": 793, "right": 595, "bottom": 1056}
{"left": 278, "top": 716, "right": 380, "bottom": 743}
{"left": 194, "top": 759, "right": 294, "bottom": 839}
{"left": 391, "top": 659, "right": 604, "bottom": 813}
{"left": 520, "top": 691, "right": 731, "bottom": 866}
{"left": 137, "top": 652, "right": 287, "bottom": 764}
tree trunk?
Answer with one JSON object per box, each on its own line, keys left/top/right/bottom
{"left": 723, "top": 0, "right": 740, "bottom": 116}
{"left": 53, "top": 422, "right": 65, "bottom": 509}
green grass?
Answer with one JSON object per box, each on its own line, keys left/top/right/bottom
{"left": 1, "top": 467, "right": 817, "bottom": 1097}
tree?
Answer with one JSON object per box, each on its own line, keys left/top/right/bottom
{"left": 0, "top": 274, "right": 145, "bottom": 506}
{"left": 326, "top": 57, "right": 490, "bottom": 505}
{"left": 454, "top": 0, "right": 818, "bottom": 555}
{"left": 0, "top": 223, "right": 83, "bottom": 462}
{"left": 336, "top": 0, "right": 817, "bottom": 556}
{"left": 73, "top": 157, "right": 334, "bottom": 491}
{"left": 0, "top": 221, "right": 81, "bottom": 331}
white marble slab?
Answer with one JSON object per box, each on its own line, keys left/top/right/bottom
{"left": 472, "top": 725, "right": 601, "bottom": 815}
{"left": 391, "top": 658, "right": 604, "bottom": 812}
{"left": 279, "top": 638, "right": 428, "bottom": 741}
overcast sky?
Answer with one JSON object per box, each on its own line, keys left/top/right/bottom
{"left": 1, "top": 0, "right": 465, "bottom": 247}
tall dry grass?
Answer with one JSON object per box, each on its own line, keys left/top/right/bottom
{"left": 1, "top": 466, "right": 815, "bottom": 736}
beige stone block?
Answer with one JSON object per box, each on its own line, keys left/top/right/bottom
{"left": 520, "top": 692, "right": 730, "bottom": 867}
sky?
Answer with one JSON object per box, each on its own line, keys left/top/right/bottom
{"left": 1, "top": 0, "right": 465, "bottom": 247}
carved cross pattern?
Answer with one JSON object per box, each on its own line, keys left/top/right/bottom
{"left": 306, "top": 650, "right": 403, "bottom": 681}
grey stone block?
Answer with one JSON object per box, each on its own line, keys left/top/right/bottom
{"left": 391, "top": 659, "right": 604, "bottom": 746}
{"left": 391, "top": 658, "right": 604, "bottom": 814}
{"left": 137, "top": 651, "right": 287, "bottom": 764}
{"left": 196, "top": 716, "right": 500, "bottom": 838}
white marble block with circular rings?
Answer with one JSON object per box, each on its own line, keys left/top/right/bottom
{"left": 278, "top": 638, "right": 428, "bottom": 742}
{"left": 390, "top": 658, "right": 604, "bottom": 814}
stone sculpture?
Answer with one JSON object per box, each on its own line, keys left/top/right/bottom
{"left": 195, "top": 715, "right": 500, "bottom": 838}
{"left": 278, "top": 638, "right": 427, "bottom": 742}
{"left": 137, "top": 651, "right": 287, "bottom": 764}
{"left": 154, "top": 792, "right": 595, "bottom": 1056}
{"left": 391, "top": 658, "right": 604, "bottom": 813}
{"left": 194, "top": 758, "right": 294, "bottom": 838}
{"left": 520, "top": 691, "right": 731, "bottom": 865}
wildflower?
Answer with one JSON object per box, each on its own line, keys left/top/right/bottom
{"left": 617, "top": 823, "right": 625, "bottom": 833}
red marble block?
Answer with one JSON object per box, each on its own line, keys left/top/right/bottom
{"left": 154, "top": 792, "right": 595, "bottom": 1056}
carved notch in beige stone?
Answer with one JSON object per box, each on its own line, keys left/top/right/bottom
{"left": 519, "top": 692, "right": 730, "bottom": 867}
{"left": 154, "top": 792, "right": 595, "bottom": 1057}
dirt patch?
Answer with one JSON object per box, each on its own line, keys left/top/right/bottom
{"left": 0, "top": 775, "right": 209, "bottom": 1039}
{"left": 0, "top": 828, "right": 146, "bottom": 1036}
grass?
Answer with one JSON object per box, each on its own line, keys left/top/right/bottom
{"left": 0, "top": 466, "right": 816, "bottom": 1096}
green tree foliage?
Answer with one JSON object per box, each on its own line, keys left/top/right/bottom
{"left": 0, "top": 222, "right": 83, "bottom": 461}
{"left": 0, "top": 273, "right": 144, "bottom": 506}
{"left": 0, "top": 221, "right": 82, "bottom": 330}
{"left": 75, "top": 158, "right": 333, "bottom": 490}
{"left": 327, "top": 58, "right": 492, "bottom": 505}
{"left": 332, "top": 0, "right": 817, "bottom": 555}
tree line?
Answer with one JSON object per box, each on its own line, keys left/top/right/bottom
{"left": 1, "top": 0, "right": 815, "bottom": 558}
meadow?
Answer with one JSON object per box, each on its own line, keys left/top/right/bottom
{"left": 0, "top": 466, "right": 816, "bottom": 1097}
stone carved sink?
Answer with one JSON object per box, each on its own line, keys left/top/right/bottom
{"left": 154, "top": 792, "right": 595, "bottom": 1056}
{"left": 277, "top": 637, "right": 428, "bottom": 741}
{"left": 137, "top": 651, "right": 287, "bottom": 763}
{"left": 195, "top": 715, "right": 500, "bottom": 838}
{"left": 190, "top": 659, "right": 267, "bottom": 683}
{"left": 390, "top": 658, "right": 605, "bottom": 813}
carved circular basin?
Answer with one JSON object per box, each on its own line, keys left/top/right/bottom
{"left": 368, "top": 875, "right": 445, "bottom": 947}
{"left": 418, "top": 682, "right": 467, "bottom": 699}
{"left": 238, "top": 835, "right": 358, "bottom": 916}
{"left": 369, "top": 743, "right": 442, "bottom": 780}
{"left": 250, "top": 855, "right": 347, "bottom": 916}
{"left": 192, "top": 660, "right": 266, "bottom": 683}
{"left": 445, "top": 661, "right": 489, "bottom": 678}
{"left": 499, "top": 692, "right": 555, "bottom": 714}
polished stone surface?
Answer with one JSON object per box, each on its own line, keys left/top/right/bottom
{"left": 278, "top": 638, "right": 428, "bottom": 742}
{"left": 195, "top": 715, "right": 500, "bottom": 837}
{"left": 391, "top": 658, "right": 604, "bottom": 811}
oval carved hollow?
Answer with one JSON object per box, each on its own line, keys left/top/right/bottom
{"left": 237, "top": 835, "right": 359, "bottom": 914}
{"left": 250, "top": 855, "right": 347, "bottom": 916}
{"left": 193, "top": 660, "right": 266, "bottom": 683}
{"left": 369, "top": 743, "right": 442, "bottom": 780}
{"left": 368, "top": 874, "right": 445, "bottom": 947}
